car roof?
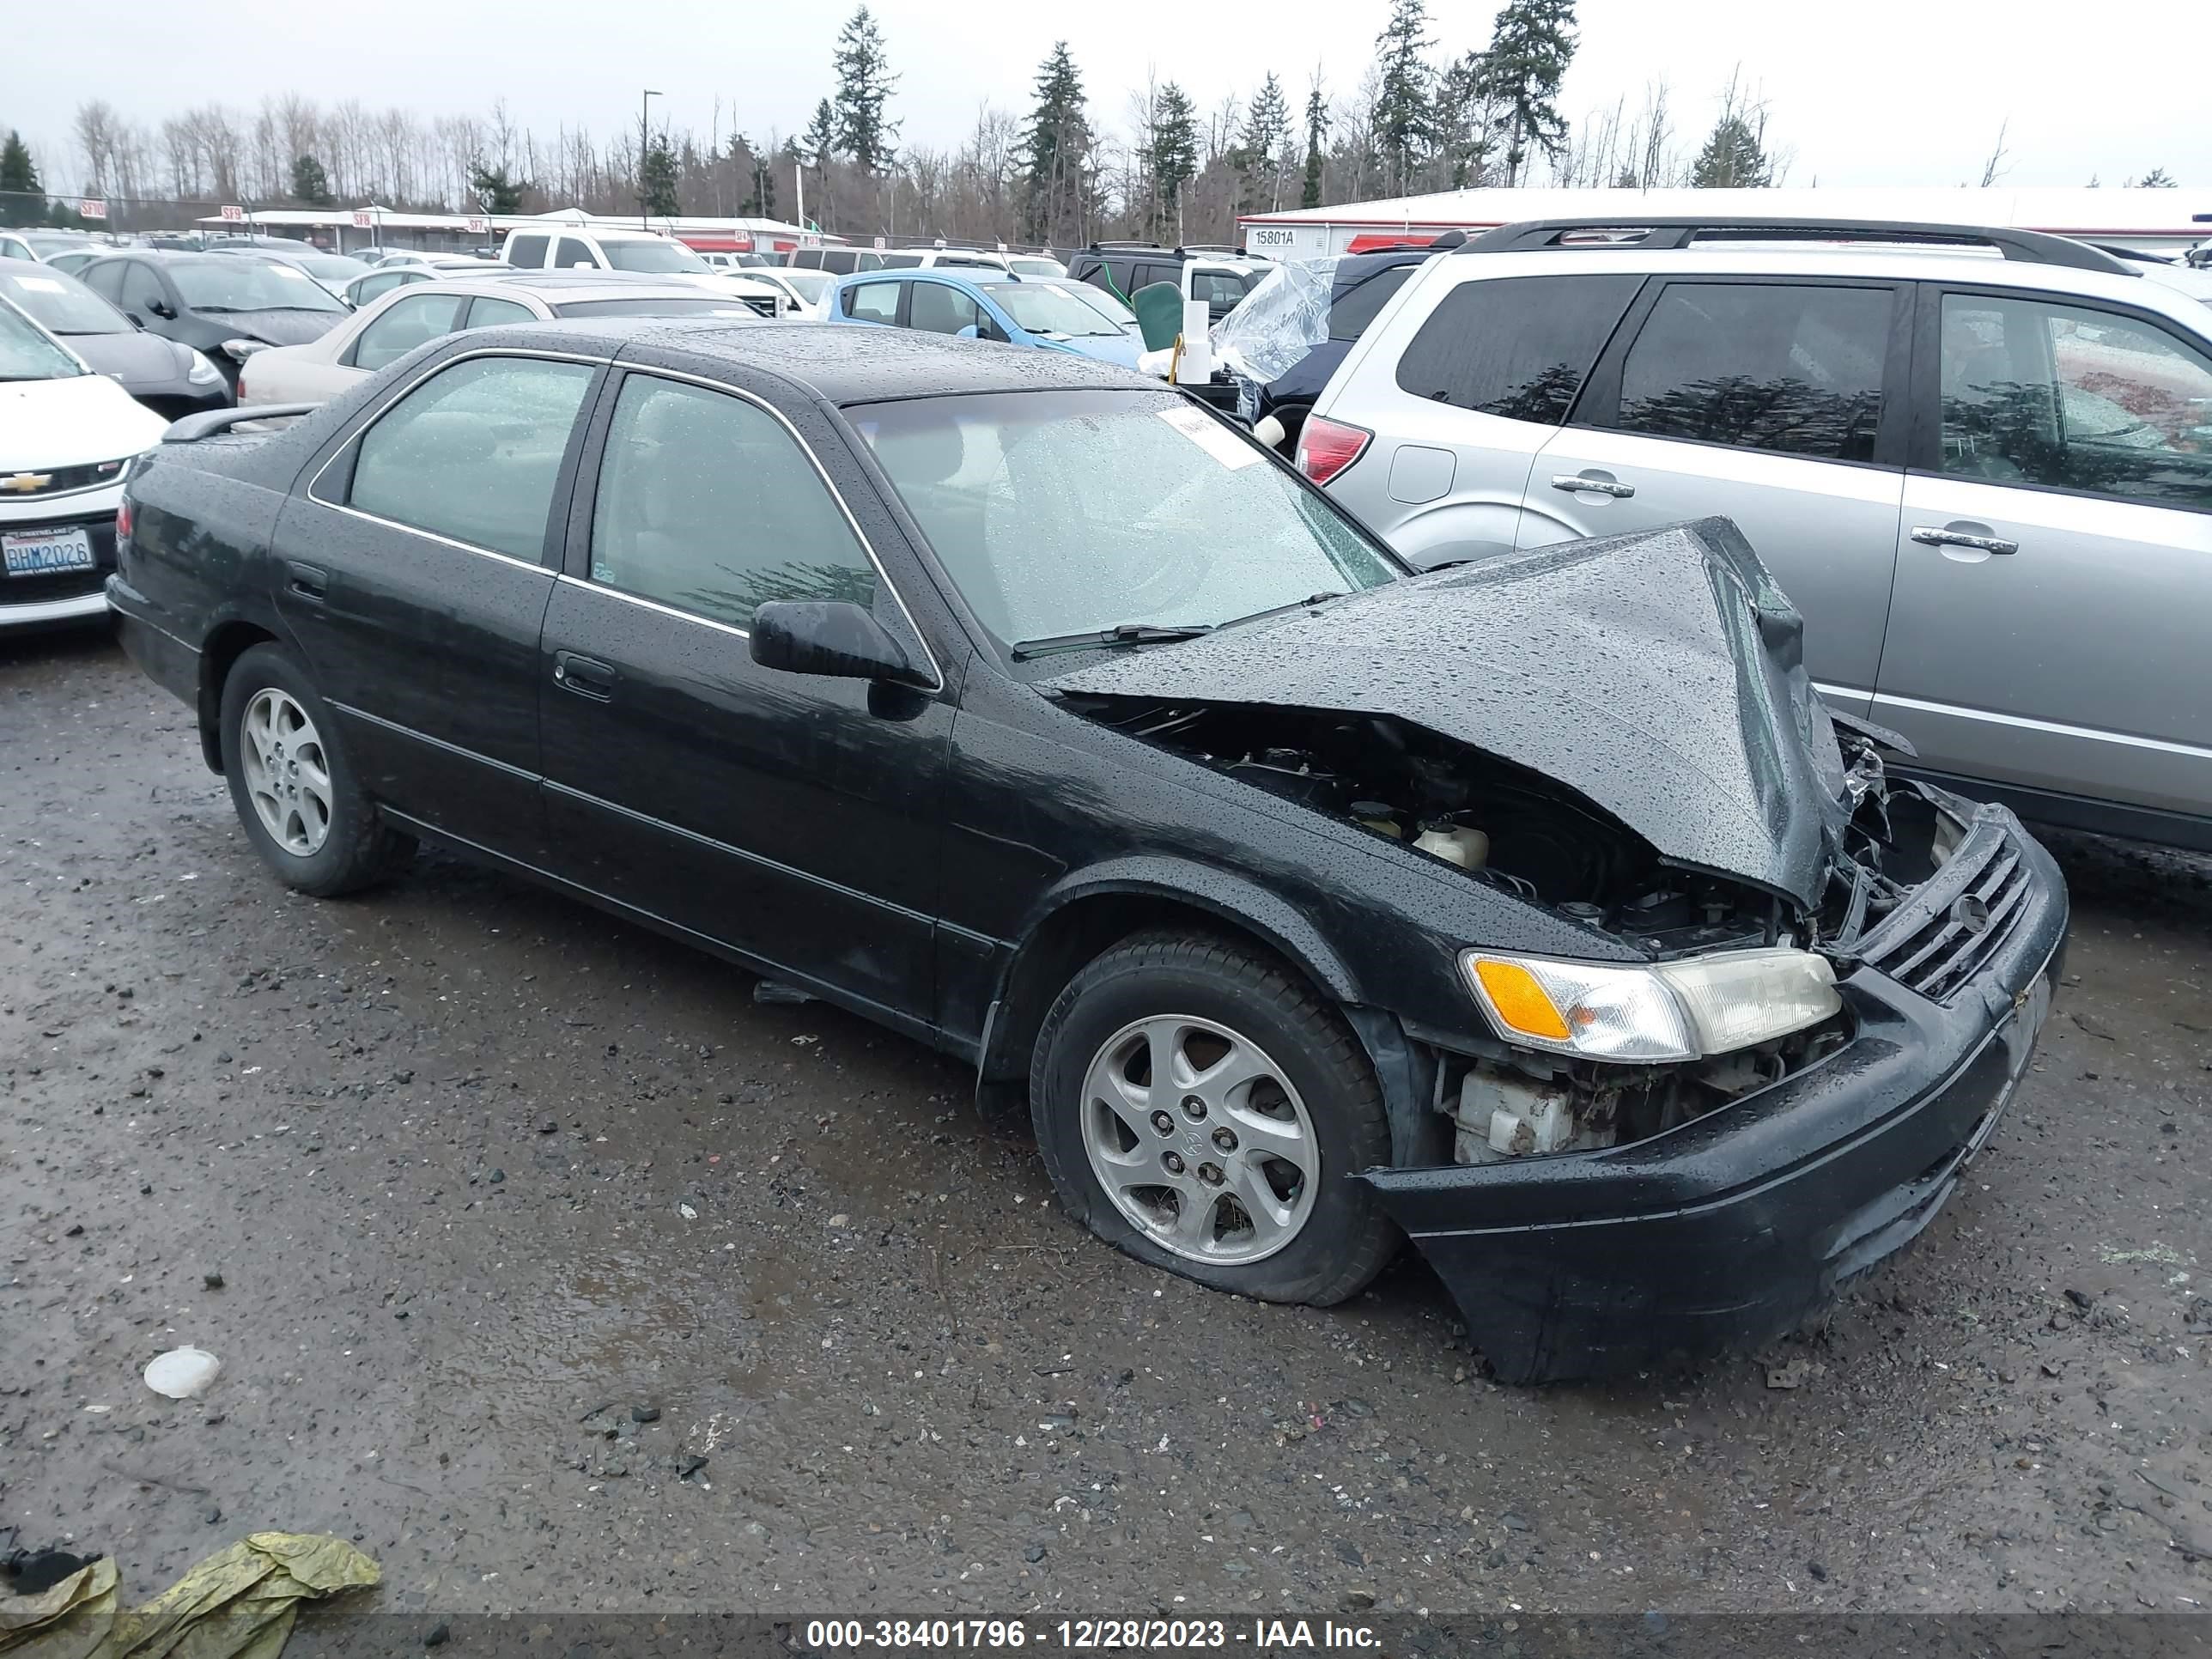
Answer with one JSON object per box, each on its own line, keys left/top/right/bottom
{"left": 518, "top": 318, "right": 1154, "bottom": 404}
{"left": 1431, "top": 243, "right": 2209, "bottom": 325}
{"left": 404, "top": 275, "right": 733, "bottom": 304}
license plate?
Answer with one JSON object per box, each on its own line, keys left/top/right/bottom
{"left": 3, "top": 526, "right": 95, "bottom": 577}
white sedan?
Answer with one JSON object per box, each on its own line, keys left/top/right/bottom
{"left": 0, "top": 296, "right": 167, "bottom": 631}
{"left": 240, "top": 272, "right": 762, "bottom": 406}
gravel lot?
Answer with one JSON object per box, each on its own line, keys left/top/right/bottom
{"left": 4, "top": 629, "right": 2208, "bottom": 1624}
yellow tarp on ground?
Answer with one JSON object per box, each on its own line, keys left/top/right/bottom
{"left": 0, "top": 1534, "right": 376, "bottom": 1659}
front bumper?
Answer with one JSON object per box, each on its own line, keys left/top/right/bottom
{"left": 1363, "top": 805, "right": 2069, "bottom": 1384}
{"left": 1, "top": 494, "right": 120, "bottom": 633}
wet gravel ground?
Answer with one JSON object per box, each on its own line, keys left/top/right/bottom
{"left": 3, "top": 630, "right": 2209, "bottom": 1622}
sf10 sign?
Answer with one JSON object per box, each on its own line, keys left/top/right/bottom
{"left": 78, "top": 198, "right": 107, "bottom": 221}
{"left": 219, "top": 204, "right": 245, "bottom": 222}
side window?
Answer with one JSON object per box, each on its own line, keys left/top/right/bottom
{"left": 587, "top": 374, "right": 877, "bottom": 629}
{"left": 506, "top": 234, "right": 549, "bottom": 267}
{"left": 1938, "top": 294, "right": 2212, "bottom": 511}
{"left": 1103, "top": 260, "right": 1137, "bottom": 296}
{"left": 82, "top": 261, "right": 125, "bottom": 301}
{"left": 821, "top": 251, "right": 859, "bottom": 275}
{"left": 349, "top": 290, "right": 470, "bottom": 372}
{"left": 1615, "top": 283, "right": 1893, "bottom": 464}
{"left": 1396, "top": 273, "right": 1642, "bottom": 423}
{"left": 465, "top": 295, "right": 537, "bottom": 330}
{"left": 792, "top": 250, "right": 823, "bottom": 270}
{"left": 552, "top": 237, "right": 599, "bottom": 270}
{"left": 843, "top": 281, "right": 901, "bottom": 324}
{"left": 349, "top": 356, "right": 595, "bottom": 559}
{"left": 121, "top": 264, "right": 167, "bottom": 317}
{"left": 908, "top": 283, "right": 981, "bottom": 337}
{"left": 1328, "top": 267, "right": 1413, "bottom": 341}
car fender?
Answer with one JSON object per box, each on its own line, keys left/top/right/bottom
{"left": 1371, "top": 495, "right": 1527, "bottom": 571}
{"left": 191, "top": 592, "right": 306, "bottom": 771}
{"left": 1018, "top": 854, "right": 1363, "bottom": 1001}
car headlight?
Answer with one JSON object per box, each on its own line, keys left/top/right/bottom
{"left": 220, "top": 338, "right": 268, "bottom": 363}
{"left": 185, "top": 349, "right": 223, "bottom": 386}
{"left": 1463, "top": 947, "right": 1841, "bottom": 1063}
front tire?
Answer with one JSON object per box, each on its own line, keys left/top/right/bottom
{"left": 219, "top": 643, "right": 413, "bottom": 896}
{"left": 1030, "top": 930, "right": 1396, "bottom": 1306}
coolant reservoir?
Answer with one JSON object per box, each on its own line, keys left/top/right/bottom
{"left": 1351, "top": 800, "right": 1402, "bottom": 838}
{"left": 1414, "top": 823, "right": 1490, "bottom": 869}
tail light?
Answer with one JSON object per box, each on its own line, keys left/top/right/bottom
{"left": 1295, "top": 415, "right": 1372, "bottom": 486}
{"left": 115, "top": 498, "right": 134, "bottom": 544}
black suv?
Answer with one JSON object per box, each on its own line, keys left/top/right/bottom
{"left": 1065, "top": 242, "right": 1263, "bottom": 319}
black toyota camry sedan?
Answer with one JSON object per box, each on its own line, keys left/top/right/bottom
{"left": 108, "top": 321, "right": 2067, "bottom": 1382}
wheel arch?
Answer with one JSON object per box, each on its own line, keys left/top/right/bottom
{"left": 195, "top": 611, "right": 287, "bottom": 773}
{"left": 972, "top": 861, "right": 1437, "bottom": 1164}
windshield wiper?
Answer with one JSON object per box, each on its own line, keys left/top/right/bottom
{"left": 189, "top": 304, "right": 243, "bottom": 313}
{"left": 1011, "top": 621, "right": 1214, "bottom": 660}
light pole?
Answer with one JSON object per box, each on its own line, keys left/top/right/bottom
{"left": 639, "top": 88, "right": 662, "bottom": 228}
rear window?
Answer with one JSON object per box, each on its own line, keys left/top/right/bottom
{"left": 1395, "top": 274, "right": 1640, "bottom": 423}
{"left": 506, "top": 234, "right": 549, "bottom": 267}
{"left": 1328, "top": 267, "right": 1413, "bottom": 341}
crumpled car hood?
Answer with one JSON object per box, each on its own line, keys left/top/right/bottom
{"left": 1044, "top": 517, "right": 1850, "bottom": 911}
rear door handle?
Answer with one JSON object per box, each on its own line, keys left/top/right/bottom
{"left": 1552, "top": 472, "right": 1635, "bottom": 499}
{"left": 1911, "top": 526, "right": 2019, "bottom": 556}
{"left": 283, "top": 560, "right": 327, "bottom": 600}
{"left": 552, "top": 651, "right": 617, "bottom": 701}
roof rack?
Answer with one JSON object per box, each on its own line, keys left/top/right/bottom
{"left": 1457, "top": 216, "right": 2136, "bottom": 276}
{"left": 1089, "top": 240, "right": 1167, "bottom": 252}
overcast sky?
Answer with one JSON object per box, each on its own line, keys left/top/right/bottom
{"left": 9, "top": 0, "right": 2205, "bottom": 192}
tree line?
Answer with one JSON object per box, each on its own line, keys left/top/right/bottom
{"left": 3, "top": 2, "right": 2186, "bottom": 245}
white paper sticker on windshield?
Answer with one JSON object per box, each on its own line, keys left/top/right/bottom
{"left": 1157, "top": 404, "right": 1261, "bottom": 471}
{"left": 16, "top": 276, "right": 65, "bottom": 292}
{"left": 270, "top": 264, "right": 309, "bottom": 281}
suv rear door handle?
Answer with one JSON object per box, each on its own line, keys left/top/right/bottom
{"left": 1552, "top": 472, "right": 1635, "bottom": 499}
{"left": 1911, "top": 526, "right": 2019, "bottom": 556}
{"left": 552, "top": 651, "right": 617, "bottom": 701}
{"left": 283, "top": 561, "right": 327, "bottom": 600}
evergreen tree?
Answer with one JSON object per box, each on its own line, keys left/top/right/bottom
{"left": 1019, "top": 42, "right": 1094, "bottom": 247}
{"left": 1371, "top": 0, "right": 1434, "bottom": 197}
{"left": 289, "top": 153, "right": 332, "bottom": 206}
{"left": 1235, "top": 73, "right": 1292, "bottom": 211}
{"left": 2135, "top": 167, "right": 2178, "bottom": 187}
{"left": 640, "top": 133, "right": 681, "bottom": 217}
{"left": 468, "top": 160, "right": 527, "bottom": 214}
{"left": 1301, "top": 87, "right": 1328, "bottom": 210}
{"left": 1688, "top": 114, "right": 1771, "bottom": 187}
{"left": 832, "top": 6, "right": 901, "bottom": 173}
{"left": 801, "top": 99, "right": 838, "bottom": 226}
{"left": 1472, "top": 0, "right": 1576, "bottom": 185}
{"left": 0, "top": 131, "right": 43, "bottom": 227}
{"left": 1432, "top": 52, "right": 1492, "bottom": 190}
{"left": 1147, "top": 82, "right": 1200, "bottom": 241}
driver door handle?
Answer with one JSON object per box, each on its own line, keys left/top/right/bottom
{"left": 1911, "top": 526, "right": 2019, "bottom": 556}
{"left": 1552, "top": 472, "right": 1635, "bottom": 499}
{"left": 552, "top": 651, "right": 617, "bottom": 701}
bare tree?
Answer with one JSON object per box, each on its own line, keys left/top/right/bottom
{"left": 1977, "top": 118, "right": 2010, "bottom": 188}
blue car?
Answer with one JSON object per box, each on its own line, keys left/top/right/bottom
{"left": 823, "top": 269, "right": 1144, "bottom": 368}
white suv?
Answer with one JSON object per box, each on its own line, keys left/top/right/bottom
{"left": 1304, "top": 217, "right": 2212, "bottom": 851}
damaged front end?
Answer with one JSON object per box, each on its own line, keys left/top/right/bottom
{"left": 1046, "top": 519, "right": 2069, "bottom": 1382}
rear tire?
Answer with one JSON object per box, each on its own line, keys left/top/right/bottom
{"left": 219, "top": 643, "right": 413, "bottom": 896}
{"left": 1030, "top": 929, "right": 1397, "bottom": 1306}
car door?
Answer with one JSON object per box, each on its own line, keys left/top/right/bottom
{"left": 552, "top": 236, "right": 599, "bottom": 270}
{"left": 1522, "top": 276, "right": 1911, "bottom": 712}
{"left": 1872, "top": 284, "right": 2212, "bottom": 834}
{"left": 118, "top": 261, "right": 173, "bottom": 332}
{"left": 461, "top": 295, "right": 538, "bottom": 331}
{"left": 908, "top": 279, "right": 983, "bottom": 338}
{"left": 536, "top": 365, "right": 952, "bottom": 1024}
{"left": 839, "top": 278, "right": 903, "bottom": 326}
{"left": 274, "top": 348, "right": 602, "bottom": 854}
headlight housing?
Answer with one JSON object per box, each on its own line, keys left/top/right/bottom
{"left": 185, "top": 349, "right": 223, "bottom": 386}
{"left": 1463, "top": 947, "right": 1841, "bottom": 1063}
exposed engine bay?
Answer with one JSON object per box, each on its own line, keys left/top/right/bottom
{"left": 1066, "top": 695, "right": 1934, "bottom": 1164}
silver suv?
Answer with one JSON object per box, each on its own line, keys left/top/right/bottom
{"left": 1304, "top": 218, "right": 2212, "bottom": 850}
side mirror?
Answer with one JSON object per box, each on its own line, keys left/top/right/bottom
{"left": 125, "top": 311, "right": 146, "bottom": 328}
{"left": 956, "top": 324, "right": 980, "bottom": 340}
{"left": 748, "top": 600, "right": 932, "bottom": 689}
{"left": 148, "top": 299, "right": 177, "bottom": 320}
